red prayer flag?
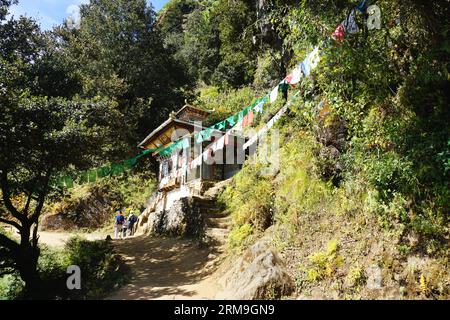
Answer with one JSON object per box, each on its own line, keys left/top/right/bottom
{"left": 242, "top": 114, "right": 248, "bottom": 127}
{"left": 247, "top": 110, "right": 254, "bottom": 127}
{"left": 332, "top": 24, "right": 345, "bottom": 42}
{"left": 285, "top": 73, "right": 294, "bottom": 84}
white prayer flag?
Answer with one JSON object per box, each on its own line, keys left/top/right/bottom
{"left": 254, "top": 100, "right": 265, "bottom": 113}
{"left": 290, "top": 66, "right": 302, "bottom": 85}
{"left": 216, "top": 135, "right": 225, "bottom": 150}
{"left": 270, "top": 85, "right": 279, "bottom": 103}
{"left": 308, "top": 47, "right": 320, "bottom": 70}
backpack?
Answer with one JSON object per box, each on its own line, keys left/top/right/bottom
{"left": 116, "top": 215, "right": 125, "bottom": 225}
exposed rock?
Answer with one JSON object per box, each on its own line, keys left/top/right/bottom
{"left": 216, "top": 240, "right": 295, "bottom": 299}
{"left": 145, "top": 197, "right": 205, "bottom": 238}
{"left": 366, "top": 265, "right": 383, "bottom": 289}
{"left": 41, "top": 186, "right": 113, "bottom": 231}
{"left": 208, "top": 253, "right": 218, "bottom": 260}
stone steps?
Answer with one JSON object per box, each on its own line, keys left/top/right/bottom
{"left": 136, "top": 181, "right": 233, "bottom": 246}
{"left": 205, "top": 211, "right": 229, "bottom": 219}
{"left": 198, "top": 203, "right": 223, "bottom": 210}
{"left": 194, "top": 193, "right": 232, "bottom": 247}
{"left": 205, "top": 228, "right": 229, "bottom": 244}
{"left": 203, "top": 179, "right": 230, "bottom": 198}
{"left": 193, "top": 196, "right": 222, "bottom": 206}
{"left": 202, "top": 207, "right": 226, "bottom": 215}
{"left": 206, "top": 216, "right": 233, "bottom": 228}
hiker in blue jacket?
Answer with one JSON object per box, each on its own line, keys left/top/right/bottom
{"left": 114, "top": 210, "right": 125, "bottom": 239}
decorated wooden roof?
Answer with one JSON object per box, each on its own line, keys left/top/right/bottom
{"left": 138, "top": 105, "right": 211, "bottom": 151}
{"left": 175, "top": 105, "right": 212, "bottom": 122}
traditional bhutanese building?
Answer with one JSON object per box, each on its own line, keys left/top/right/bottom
{"left": 138, "top": 105, "right": 244, "bottom": 192}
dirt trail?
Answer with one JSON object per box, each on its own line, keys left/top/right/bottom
{"left": 106, "top": 235, "right": 222, "bottom": 300}
{"left": 36, "top": 230, "right": 224, "bottom": 299}
{"left": 37, "top": 231, "right": 107, "bottom": 247}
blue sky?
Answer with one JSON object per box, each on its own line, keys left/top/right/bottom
{"left": 7, "top": 0, "right": 169, "bottom": 30}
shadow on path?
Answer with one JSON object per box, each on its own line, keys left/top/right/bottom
{"left": 107, "top": 235, "right": 220, "bottom": 300}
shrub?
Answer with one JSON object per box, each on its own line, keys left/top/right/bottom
{"left": 228, "top": 223, "right": 253, "bottom": 249}
{"left": 195, "top": 86, "right": 262, "bottom": 126}
{"left": 346, "top": 264, "right": 367, "bottom": 288}
{"left": 0, "top": 236, "right": 129, "bottom": 300}
{"left": 0, "top": 274, "right": 24, "bottom": 300}
{"left": 220, "top": 162, "right": 274, "bottom": 231}
{"left": 275, "top": 132, "right": 335, "bottom": 230}
{"left": 63, "top": 236, "right": 129, "bottom": 299}
{"left": 306, "top": 240, "right": 344, "bottom": 282}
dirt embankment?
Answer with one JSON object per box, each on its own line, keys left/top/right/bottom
{"left": 41, "top": 186, "right": 115, "bottom": 231}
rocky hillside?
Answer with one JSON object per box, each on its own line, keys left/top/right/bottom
{"left": 153, "top": 0, "right": 450, "bottom": 300}
{"left": 41, "top": 172, "right": 156, "bottom": 231}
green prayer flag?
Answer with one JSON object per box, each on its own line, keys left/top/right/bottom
{"left": 215, "top": 121, "right": 226, "bottom": 131}
{"left": 129, "top": 157, "right": 139, "bottom": 166}
{"left": 174, "top": 139, "right": 184, "bottom": 150}
{"left": 159, "top": 148, "right": 172, "bottom": 157}
{"left": 196, "top": 132, "right": 203, "bottom": 144}
{"left": 141, "top": 149, "right": 154, "bottom": 156}
{"left": 202, "top": 128, "right": 212, "bottom": 141}
{"left": 226, "top": 115, "right": 236, "bottom": 127}
{"left": 280, "top": 81, "right": 289, "bottom": 94}
{"left": 65, "top": 176, "right": 74, "bottom": 189}
{"left": 111, "top": 164, "right": 124, "bottom": 176}
{"left": 88, "top": 170, "right": 97, "bottom": 182}
{"left": 237, "top": 111, "right": 244, "bottom": 122}
{"left": 79, "top": 171, "right": 89, "bottom": 184}
{"left": 181, "top": 138, "right": 190, "bottom": 149}
{"left": 98, "top": 166, "right": 111, "bottom": 178}
{"left": 122, "top": 159, "right": 135, "bottom": 169}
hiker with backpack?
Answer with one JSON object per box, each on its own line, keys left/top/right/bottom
{"left": 122, "top": 218, "right": 130, "bottom": 238}
{"left": 114, "top": 210, "right": 125, "bottom": 239}
{"left": 128, "top": 212, "right": 138, "bottom": 236}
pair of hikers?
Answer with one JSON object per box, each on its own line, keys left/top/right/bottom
{"left": 114, "top": 210, "right": 138, "bottom": 239}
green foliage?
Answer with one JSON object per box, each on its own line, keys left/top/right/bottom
{"left": 0, "top": 10, "right": 123, "bottom": 293}
{"left": 213, "top": 0, "right": 257, "bottom": 87}
{"left": 346, "top": 263, "right": 367, "bottom": 288}
{"left": 253, "top": 51, "right": 281, "bottom": 89}
{"left": 43, "top": 170, "right": 156, "bottom": 232}
{"left": 228, "top": 223, "right": 253, "bottom": 249}
{"left": 0, "top": 273, "right": 24, "bottom": 300}
{"left": 364, "top": 152, "right": 416, "bottom": 203}
{"left": 278, "top": 0, "right": 450, "bottom": 254}
{"left": 92, "top": 170, "right": 156, "bottom": 213}
{"left": 196, "top": 86, "right": 261, "bottom": 125}
{"left": 159, "top": 0, "right": 257, "bottom": 88}
{"left": 275, "top": 132, "right": 335, "bottom": 226}
{"left": 0, "top": 1, "right": 16, "bottom": 20}
{"left": 57, "top": 0, "right": 192, "bottom": 152}
{"left": 306, "top": 240, "right": 344, "bottom": 282}
{"left": 437, "top": 140, "right": 450, "bottom": 174}
{"left": 221, "top": 162, "right": 274, "bottom": 229}
{"left": 63, "top": 237, "right": 129, "bottom": 299}
{"left": 0, "top": 237, "right": 129, "bottom": 300}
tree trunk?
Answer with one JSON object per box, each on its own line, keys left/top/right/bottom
{"left": 17, "top": 227, "right": 41, "bottom": 299}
